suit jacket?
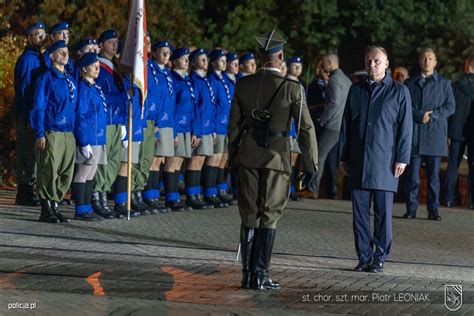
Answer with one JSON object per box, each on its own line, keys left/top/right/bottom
{"left": 228, "top": 68, "right": 318, "bottom": 174}
{"left": 339, "top": 74, "right": 413, "bottom": 192}
{"left": 319, "top": 68, "right": 352, "bottom": 131}
{"left": 405, "top": 71, "right": 455, "bottom": 156}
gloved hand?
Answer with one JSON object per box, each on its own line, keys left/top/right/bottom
{"left": 81, "top": 145, "right": 93, "bottom": 159}
{"left": 121, "top": 125, "right": 127, "bottom": 141}
{"left": 122, "top": 140, "right": 128, "bottom": 149}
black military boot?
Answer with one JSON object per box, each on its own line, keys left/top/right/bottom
{"left": 144, "top": 198, "right": 169, "bottom": 213}
{"left": 91, "top": 192, "right": 114, "bottom": 219}
{"left": 50, "top": 201, "right": 70, "bottom": 223}
{"left": 185, "top": 195, "right": 208, "bottom": 210}
{"left": 131, "top": 192, "right": 151, "bottom": 215}
{"left": 15, "top": 184, "right": 38, "bottom": 206}
{"left": 99, "top": 192, "right": 123, "bottom": 219}
{"left": 39, "top": 200, "right": 60, "bottom": 223}
{"left": 204, "top": 195, "right": 227, "bottom": 208}
{"left": 218, "top": 189, "right": 234, "bottom": 204}
{"left": 252, "top": 228, "right": 280, "bottom": 290}
{"left": 165, "top": 200, "right": 186, "bottom": 212}
{"left": 135, "top": 191, "right": 160, "bottom": 214}
{"left": 114, "top": 202, "right": 140, "bottom": 218}
{"left": 240, "top": 225, "right": 256, "bottom": 289}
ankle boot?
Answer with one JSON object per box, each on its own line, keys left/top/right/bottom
{"left": 92, "top": 192, "right": 115, "bottom": 219}
{"left": 135, "top": 191, "right": 159, "bottom": 214}
{"left": 252, "top": 228, "right": 280, "bottom": 290}
{"left": 131, "top": 192, "right": 151, "bottom": 215}
{"left": 51, "top": 201, "right": 70, "bottom": 223}
{"left": 240, "top": 225, "right": 256, "bottom": 289}
{"left": 99, "top": 192, "right": 122, "bottom": 218}
{"left": 39, "top": 200, "right": 60, "bottom": 223}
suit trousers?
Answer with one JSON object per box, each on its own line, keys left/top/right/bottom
{"left": 237, "top": 167, "right": 290, "bottom": 229}
{"left": 352, "top": 189, "right": 394, "bottom": 263}
{"left": 444, "top": 141, "right": 465, "bottom": 204}
{"left": 406, "top": 155, "right": 442, "bottom": 214}
{"left": 307, "top": 127, "right": 339, "bottom": 194}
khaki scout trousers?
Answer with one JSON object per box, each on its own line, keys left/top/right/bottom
{"left": 132, "top": 120, "right": 155, "bottom": 191}
{"left": 93, "top": 124, "right": 122, "bottom": 193}
{"left": 237, "top": 167, "right": 291, "bottom": 229}
{"left": 36, "top": 132, "right": 75, "bottom": 201}
{"left": 15, "top": 118, "right": 37, "bottom": 186}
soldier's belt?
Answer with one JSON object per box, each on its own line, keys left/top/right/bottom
{"left": 247, "top": 127, "right": 288, "bottom": 137}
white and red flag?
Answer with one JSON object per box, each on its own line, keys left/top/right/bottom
{"left": 120, "top": 0, "right": 148, "bottom": 106}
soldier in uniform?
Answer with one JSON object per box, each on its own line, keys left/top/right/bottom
{"left": 14, "top": 21, "right": 47, "bottom": 206}
{"left": 30, "top": 40, "right": 77, "bottom": 223}
{"left": 228, "top": 30, "right": 318, "bottom": 290}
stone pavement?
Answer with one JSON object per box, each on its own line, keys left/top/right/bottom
{"left": 0, "top": 189, "right": 473, "bottom": 315}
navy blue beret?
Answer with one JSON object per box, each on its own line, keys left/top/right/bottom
{"left": 48, "top": 40, "right": 68, "bottom": 54}
{"left": 287, "top": 56, "right": 302, "bottom": 65}
{"left": 226, "top": 52, "right": 238, "bottom": 62}
{"left": 49, "top": 21, "right": 69, "bottom": 34}
{"left": 25, "top": 22, "right": 46, "bottom": 35}
{"left": 190, "top": 48, "right": 207, "bottom": 62}
{"left": 77, "top": 52, "right": 99, "bottom": 68}
{"left": 171, "top": 47, "right": 190, "bottom": 61}
{"left": 99, "top": 29, "right": 118, "bottom": 44}
{"left": 209, "top": 49, "right": 225, "bottom": 62}
{"left": 239, "top": 52, "right": 255, "bottom": 64}
{"left": 152, "top": 40, "right": 172, "bottom": 51}
{"left": 77, "top": 38, "right": 98, "bottom": 51}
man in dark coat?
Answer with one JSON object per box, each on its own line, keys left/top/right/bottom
{"left": 339, "top": 46, "right": 412, "bottom": 273}
{"left": 404, "top": 48, "right": 455, "bottom": 220}
{"left": 445, "top": 57, "right": 474, "bottom": 207}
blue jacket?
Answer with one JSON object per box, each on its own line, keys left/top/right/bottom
{"left": 155, "top": 65, "right": 175, "bottom": 129}
{"left": 209, "top": 70, "right": 231, "bottom": 135}
{"left": 14, "top": 47, "right": 47, "bottom": 120}
{"left": 223, "top": 72, "right": 236, "bottom": 98}
{"left": 171, "top": 70, "right": 198, "bottom": 135}
{"left": 123, "top": 77, "right": 145, "bottom": 142}
{"left": 191, "top": 71, "right": 216, "bottom": 136}
{"left": 339, "top": 74, "right": 413, "bottom": 192}
{"left": 30, "top": 67, "right": 78, "bottom": 138}
{"left": 75, "top": 79, "right": 107, "bottom": 147}
{"left": 95, "top": 56, "right": 127, "bottom": 125}
{"left": 145, "top": 60, "right": 162, "bottom": 124}
{"left": 405, "top": 71, "right": 455, "bottom": 157}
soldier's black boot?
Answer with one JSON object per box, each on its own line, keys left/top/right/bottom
{"left": 91, "top": 192, "right": 114, "bottom": 219}
{"left": 252, "top": 228, "right": 280, "bottom": 290}
{"left": 114, "top": 202, "right": 140, "bottom": 218}
{"left": 15, "top": 184, "right": 38, "bottom": 206}
{"left": 99, "top": 192, "right": 123, "bottom": 219}
{"left": 39, "top": 200, "right": 60, "bottom": 223}
{"left": 131, "top": 192, "right": 151, "bottom": 215}
{"left": 135, "top": 191, "right": 160, "bottom": 214}
{"left": 51, "top": 201, "right": 70, "bottom": 223}
{"left": 240, "top": 225, "right": 256, "bottom": 289}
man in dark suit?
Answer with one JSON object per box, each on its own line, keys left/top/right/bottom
{"left": 404, "top": 48, "right": 455, "bottom": 220}
{"left": 228, "top": 30, "right": 318, "bottom": 290}
{"left": 339, "top": 46, "right": 413, "bottom": 273}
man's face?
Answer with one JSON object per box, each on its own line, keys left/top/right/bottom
{"left": 153, "top": 47, "right": 171, "bottom": 65}
{"left": 173, "top": 54, "right": 189, "bottom": 70}
{"left": 51, "top": 30, "right": 70, "bottom": 45}
{"left": 193, "top": 54, "right": 208, "bottom": 71}
{"left": 280, "top": 61, "right": 287, "bottom": 77}
{"left": 28, "top": 29, "right": 46, "bottom": 47}
{"left": 322, "top": 58, "right": 332, "bottom": 73}
{"left": 213, "top": 56, "right": 227, "bottom": 71}
{"left": 226, "top": 59, "right": 239, "bottom": 75}
{"left": 419, "top": 51, "right": 437, "bottom": 74}
{"left": 50, "top": 47, "right": 69, "bottom": 67}
{"left": 101, "top": 38, "right": 119, "bottom": 56}
{"left": 77, "top": 44, "right": 97, "bottom": 58}
{"left": 240, "top": 59, "right": 256, "bottom": 74}
{"left": 288, "top": 63, "right": 302, "bottom": 77}
{"left": 365, "top": 48, "right": 389, "bottom": 80}
{"left": 82, "top": 60, "right": 101, "bottom": 79}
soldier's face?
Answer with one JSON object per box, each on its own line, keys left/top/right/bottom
{"left": 419, "top": 51, "right": 437, "bottom": 74}
{"left": 226, "top": 59, "right": 239, "bottom": 74}
{"left": 241, "top": 60, "right": 256, "bottom": 74}
{"left": 213, "top": 56, "right": 226, "bottom": 71}
{"left": 51, "top": 47, "right": 69, "bottom": 67}
{"left": 173, "top": 54, "right": 189, "bottom": 70}
{"left": 193, "top": 55, "right": 208, "bottom": 71}
{"left": 365, "top": 49, "right": 389, "bottom": 80}
{"left": 51, "top": 30, "right": 70, "bottom": 45}
{"left": 288, "top": 63, "right": 302, "bottom": 77}
{"left": 101, "top": 38, "right": 119, "bottom": 56}
{"left": 154, "top": 47, "right": 171, "bottom": 65}
{"left": 82, "top": 61, "right": 101, "bottom": 79}
{"left": 28, "top": 29, "right": 46, "bottom": 47}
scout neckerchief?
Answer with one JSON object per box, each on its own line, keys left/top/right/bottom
{"left": 98, "top": 56, "right": 124, "bottom": 91}
{"left": 214, "top": 70, "right": 231, "bottom": 104}
{"left": 94, "top": 82, "right": 108, "bottom": 113}
{"left": 158, "top": 65, "right": 174, "bottom": 97}
{"left": 148, "top": 61, "right": 159, "bottom": 86}
{"left": 63, "top": 69, "right": 76, "bottom": 102}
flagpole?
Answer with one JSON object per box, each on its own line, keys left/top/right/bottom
{"left": 126, "top": 76, "right": 133, "bottom": 221}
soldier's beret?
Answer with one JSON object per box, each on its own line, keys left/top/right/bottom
{"left": 77, "top": 38, "right": 98, "bottom": 51}
{"left": 152, "top": 40, "right": 172, "bottom": 51}
{"left": 226, "top": 52, "right": 238, "bottom": 63}
{"left": 48, "top": 40, "right": 68, "bottom": 54}
{"left": 189, "top": 48, "right": 207, "bottom": 62}
{"left": 287, "top": 56, "right": 302, "bottom": 65}
{"left": 209, "top": 49, "right": 225, "bottom": 62}
{"left": 77, "top": 52, "right": 99, "bottom": 68}
{"left": 170, "top": 47, "right": 190, "bottom": 61}
{"left": 98, "top": 29, "right": 118, "bottom": 44}
{"left": 49, "top": 21, "right": 69, "bottom": 34}
{"left": 25, "top": 22, "right": 46, "bottom": 35}
{"left": 239, "top": 52, "right": 255, "bottom": 64}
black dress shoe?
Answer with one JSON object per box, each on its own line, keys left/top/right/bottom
{"left": 354, "top": 261, "right": 370, "bottom": 272}
{"left": 114, "top": 203, "right": 140, "bottom": 218}
{"left": 368, "top": 260, "right": 383, "bottom": 273}
{"left": 75, "top": 212, "right": 102, "bottom": 221}
{"left": 402, "top": 213, "right": 416, "bottom": 219}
